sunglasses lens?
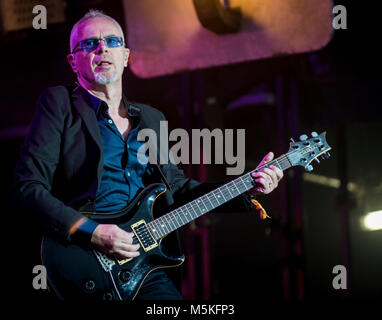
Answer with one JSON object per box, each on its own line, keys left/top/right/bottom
{"left": 82, "top": 39, "right": 100, "bottom": 52}
{"left": 105, "top": 36, "right": 123, "bottom": 48}
{"left": 74, "top": 37, "right": 123, "bottom": 53}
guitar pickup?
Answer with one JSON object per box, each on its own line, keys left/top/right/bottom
{"left": 116, "top": 220, "right": 158, "bottom": 266}
{"left": 131, "top": 219, "right": 158, "bottom": 252}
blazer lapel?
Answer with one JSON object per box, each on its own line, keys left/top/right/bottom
{"left": 71, "top": 85, "right": 104, "bottom": 183}
{"left": 125, "top": 98, "right": 171, "bottom": 190}
{"left": 125, "top": 99, "right": 162, "bottom": 164}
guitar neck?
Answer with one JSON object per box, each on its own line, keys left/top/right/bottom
{"left": 147, "top": 154, "right": 293, "bottom": 240}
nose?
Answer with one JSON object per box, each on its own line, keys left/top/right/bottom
{"left": 95, "top": 39, "right": 108, "bottom": 54}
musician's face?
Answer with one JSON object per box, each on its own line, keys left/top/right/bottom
{"left": 67, "top": 17, "right": 129, "bottom": 86}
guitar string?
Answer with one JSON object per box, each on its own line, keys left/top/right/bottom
{"left": 153, "top": 151, "right": 293, "bottom": 226}
{"left": 148, "top": 142, "right": 326, "bottom": 238}
{"left": 148, "top": 140, "right": 327, "bottom": 238}
{"left": 150, "top": 159, "right": 298, "bottom": 237}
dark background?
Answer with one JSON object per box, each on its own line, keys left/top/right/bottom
{"left": 1, "top": 0, "right": 381, "bottom": 302}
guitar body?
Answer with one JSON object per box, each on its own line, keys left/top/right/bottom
{"left": 41, "top": 183, "right": 185, "bottom": 300}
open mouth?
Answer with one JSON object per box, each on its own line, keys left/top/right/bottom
{"left": 96, "top": 60, "right": 113, "bottom": 67}
{"left": 95, "top": 62, "right": 112, "bottom": 73}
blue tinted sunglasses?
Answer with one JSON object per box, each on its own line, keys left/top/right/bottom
{"left": 72, "top": 36, "right": 124, "bottom": 53}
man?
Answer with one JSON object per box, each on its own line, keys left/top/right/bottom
{"left": 12, "top": 10, "right": 283, "bottom": 300}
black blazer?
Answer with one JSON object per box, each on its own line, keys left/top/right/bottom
{"left": 12, "top": 85, "right": 253, "bottom": 244}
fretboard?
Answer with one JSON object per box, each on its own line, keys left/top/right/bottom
{"left": 147, "top": 154, "right": 292, "bottom": 240}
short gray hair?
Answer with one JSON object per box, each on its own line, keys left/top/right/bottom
{"left": 69, "top": 9, "right": 125, "bottom": 52}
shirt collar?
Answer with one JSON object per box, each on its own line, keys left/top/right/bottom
{"left": 77, "top": 85, "right": 140, "bottom": 118}
{"left": 86, "top": 90, "right": 105, "bottom": 117}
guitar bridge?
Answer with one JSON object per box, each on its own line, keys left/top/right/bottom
{"left": 93, "top": 250, "right": 115, "bottom": 272}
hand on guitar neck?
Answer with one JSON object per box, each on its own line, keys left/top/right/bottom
{"left": 247, "top": 152, "right": 284, "bottom": 196}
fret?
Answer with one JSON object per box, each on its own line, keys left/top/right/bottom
{"left": 226, "top": 182, "right": 234, "bottom": 197}
{"left": 220, "top": 189, "right": 229, "bottom": 200}
{"left": 283, "top": 156, "right": 292, "bottom": 170}
{"left": 186, "top": 203, "right": 196, "bottom": 222}
{"left": 202, "top": 195, "right": 214, "bottom": 211}
{"left": 147, "top": 222, "right": 160, "bottom": 239}
{"left": 155, "top": 222, "right": 164, "bottom": 238}
{"left": 183, "top": 203, "right": 193, "bottom": 221}
{"left": 211, "top": 193, "right": 220, "bottom": 206}
{"left": 227, "top": 181, "right": 239, "bottom": 198}
{"left": 221, "top": 184, "right": 233, "bottom": 199}
{"left": 166, "top": 211, "right": 174, "bottom": 230}
{"left": 207, "top": 192, "right": 216, "bottom": 209}
{"left": 232, "top": 182, "right": 241, "bottom": 196}
{"left": 211, "top": 191, "right": 222, "bottom": 206}
{"left": 240, "top": 174, "right": 253, "bottom": 191}
{"left": 173, "top": 207, "right": 183, "bottom": 227}
{"left": 200, "top": 194, "right": 214, "bottom": 211}
{"left": 177, "top": 207, "right": 186, "bottom": 225}
{"left": 196, "top": 198, "right": 208, "bottom": 215}
{"left": 234, "top": 179, "right": 245, "bottom": 194}
{"left": 150, "top": 220, "right": 161, "bottom": 238}
{"left": 158, "top": 216, "right": 170, "bottom": 234}
{"left": 274, "top": 158, "right": 282, "bottom": 170}
{"left": 154, "top": 222, "right": 163, "bottom": 238}
{"left": 217, "top": 187, "right": 227, "bottom": 202}
{"left": 189, "top": 201, "right": 200, "bottom": 218}
{"left": 168, "top": 211, "right": 179, "bottom": 230}
{"left": 183, "top": 206, "right": 193, "bottom": 224}
{"left": 240, "top": 181, "right": 248, "bottom": 193}
{"left": 224, "top": 188, "right": 232, "bottom": 200}
{"left": 276, "top": 159, "right": 282, "bottom": 169}
{"left": 235, "top": 178, "right": 248, "bottom": 193}
{"left": 190, "top": 200, "right": 201, "bottom": 217}
{"left": 275, "top": 156, "right": 291, "bottom": 171}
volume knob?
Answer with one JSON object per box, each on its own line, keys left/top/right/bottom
{"left": 119, "top": 270, "right": 131, "bottom": 282}
{"left": 83, "top": 279, "right": 96, "bottom": 291}
{"left": 102, "top": 292, "right": 113, "bottom": 300}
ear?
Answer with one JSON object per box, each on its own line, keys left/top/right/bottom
{"left": 67, "top": 54, "right": 78, "bottom": 73}
{"left": 124, "top": 48, "right": 130, "bottom": 67}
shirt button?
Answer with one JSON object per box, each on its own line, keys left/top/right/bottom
{"left": 108, "top": 119, "right": 113, "bottom": 124}
{"left": 127, "top": 172, "right": 130, "bottom": 177}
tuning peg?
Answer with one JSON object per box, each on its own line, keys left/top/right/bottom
{"left": 314, "top": 158, "right": 320, "bottom": 164}
{"left": 299, "top": 134, "right": 308, "bottom": 141}
{"left": 290, "top": 138, "right": 295, "bottom": 143}
{"left": 321, "top": 152, "right": 331, "bottom": 160}
{"left": 311, "top": 131, "right": 318, "bottom": 137}
{"left": 305, "top": 165, "right": 313, "bottom": 172}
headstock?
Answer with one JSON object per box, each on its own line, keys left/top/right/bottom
{"left": 287, "top": 132, "right": 331, "bottom": 172}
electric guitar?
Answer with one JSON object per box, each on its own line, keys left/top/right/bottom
{"left": 41, "top": 132, "right": 331, "bottom": 300}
